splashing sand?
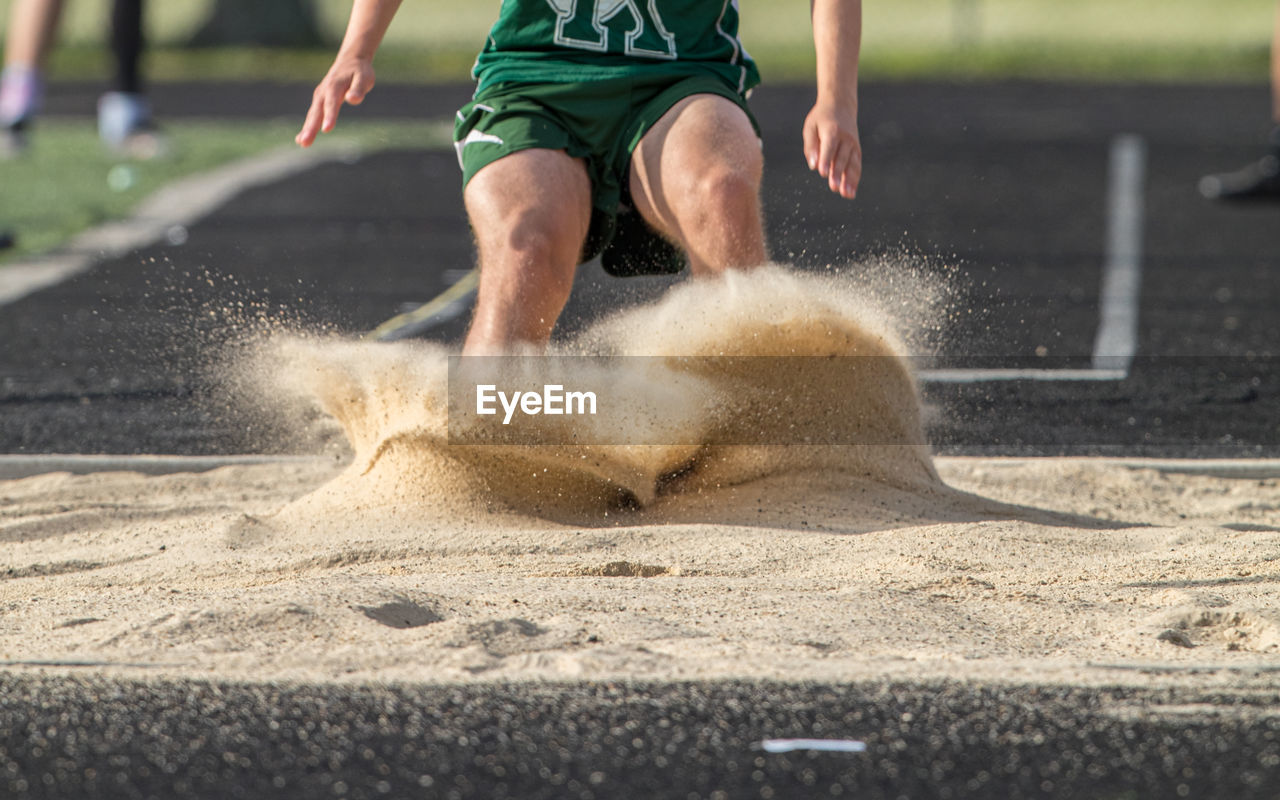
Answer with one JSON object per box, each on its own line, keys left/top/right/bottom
{"left": 259, "top": 266, "right": 941, "bottom": 533}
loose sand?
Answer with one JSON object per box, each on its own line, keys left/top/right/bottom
{"left": 2, "top": 268, "right": 1277, "bottom": 688}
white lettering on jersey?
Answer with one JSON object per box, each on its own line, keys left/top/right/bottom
{"left": 544, "top": 0, "right": 677, "bottom": 59}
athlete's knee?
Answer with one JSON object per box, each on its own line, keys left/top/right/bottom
{"left": 466, "top": 151, "right": 591, "bottom": 273}
{"left": 684, "top": 163, "right": 762, "bottom": 231}
{"left": 486, "top": 206, "right": 585, "bottom": 272}
{"left": 509, "top": 215, "right": 573, "bottom": 263}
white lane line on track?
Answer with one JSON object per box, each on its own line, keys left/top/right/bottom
{"left": 939, "top": 457, "right": 1280, "bottom": 481}
{"left": 921, "top": 133, "right": 1147, "bottom": 384}
{"left": 918, "top": 368, "right": 1128, "bottom": 384}
{"left": 0, "top": 143, "right": 362, "bottom": 308}
{"left": 0, "top": 454, "right": 322, "bottom": 481}
{"left": 3, "top": 455, "right": 1279, "bottom": 481}
{"left": 1092, "top": 133, "right": 1147, "bottom": 373}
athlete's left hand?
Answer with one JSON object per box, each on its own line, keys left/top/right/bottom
{"left": 803, "top": 101, "right": 862, "bottom": 199}
{"left": 297, "top": 54, "right": 376, "bottom": 148}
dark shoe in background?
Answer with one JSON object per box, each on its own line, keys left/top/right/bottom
{"left": 1199, "top": 126, "right": 1280, "bottom": 202}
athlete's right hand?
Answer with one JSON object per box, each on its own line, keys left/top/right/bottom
{"left": 297, "top": 55, "right": 376, "bottom": 148}
{"left": 803, "top": 100, "right": 861, "bottom": 200}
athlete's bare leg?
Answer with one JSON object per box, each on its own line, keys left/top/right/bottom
{"left": 628, "top": 94, "right": 767, "bottom": 275}
{"left": 1272, "top": 0, "right": 1280, "bottom": 122}
{"left": 462, "top": 147, "right": 592, "bottom": 354}
{"left": 3, "top": 0, "right": 64, "bottom": 68}
{"left": 460, "top": 97, "right": 761, "bottom": 353}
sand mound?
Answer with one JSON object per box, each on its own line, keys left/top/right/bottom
{"left": 253, "top": 266, "right": 940, "bottom": 533}
{"left": 4, "top": 458, "right": 1279, "bottom": 686}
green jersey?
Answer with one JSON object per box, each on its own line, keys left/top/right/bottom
{"left": 472, "top": 0, "right": 760, "bottom": 94}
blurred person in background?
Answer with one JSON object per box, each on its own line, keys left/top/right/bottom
{"left": 0, "top": 0, "right": 161, "bottom": 158}
{"left": 1199, "top": 0, "right": 1280, "bottom": 201}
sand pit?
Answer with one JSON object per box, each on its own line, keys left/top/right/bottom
{"left": 4, "top": 456, "right": 1279, "bottom": 688}
{"left": 2, "top": 268, "right": 1278, "bottom": 689}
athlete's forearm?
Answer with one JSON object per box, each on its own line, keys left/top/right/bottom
{"left": 296, "top": 0, "right": 401, "bottom": 146}
{"left": 336, "top": 0, "right": 403, "bottom": 61}
{"left": 803, "top": 0, "right": 863, "bottom": 198}
{"left": 810, "top": 0, "right": 861, "bottom": 112}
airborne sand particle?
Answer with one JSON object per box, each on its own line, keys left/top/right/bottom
{"left": 243, "top": 265, "right": 948, "bottom": 531}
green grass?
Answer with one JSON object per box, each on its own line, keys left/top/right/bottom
{"left": 0, "top": 119, "right": 445, "bottom": 263}
{"left": 35, "top": 37, "right": 1271, "bottom": 86}
{"left": 1, "top": 0, "right": 1272, "bottom": 83}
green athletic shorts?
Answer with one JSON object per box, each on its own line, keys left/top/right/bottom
{"left": 453, "top": 71, "right": 759, "bottom": 275}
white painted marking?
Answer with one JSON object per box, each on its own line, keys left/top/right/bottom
{"left": 919, "top": 368, "right": 1128, "bottom": 384}
{"left": 1092, "top": 134, "right": 1146, "bottom": 373}
{"left": 760, "top": 739, "right": 867, "bottom": 754}
{"left": 0, "top": 256, "right": 88, "bottom": 306}
{"left": 936, "top": 457, "right": 1280, "bottom": 480}
{"left": 0, "top": 143, "right": 362, "bottom": 308}
{"left": 0, "top": 454, "right": 324, "bottom": 480}
{"left": 919, "top": 134, "right": 1146, "bottom": 384}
